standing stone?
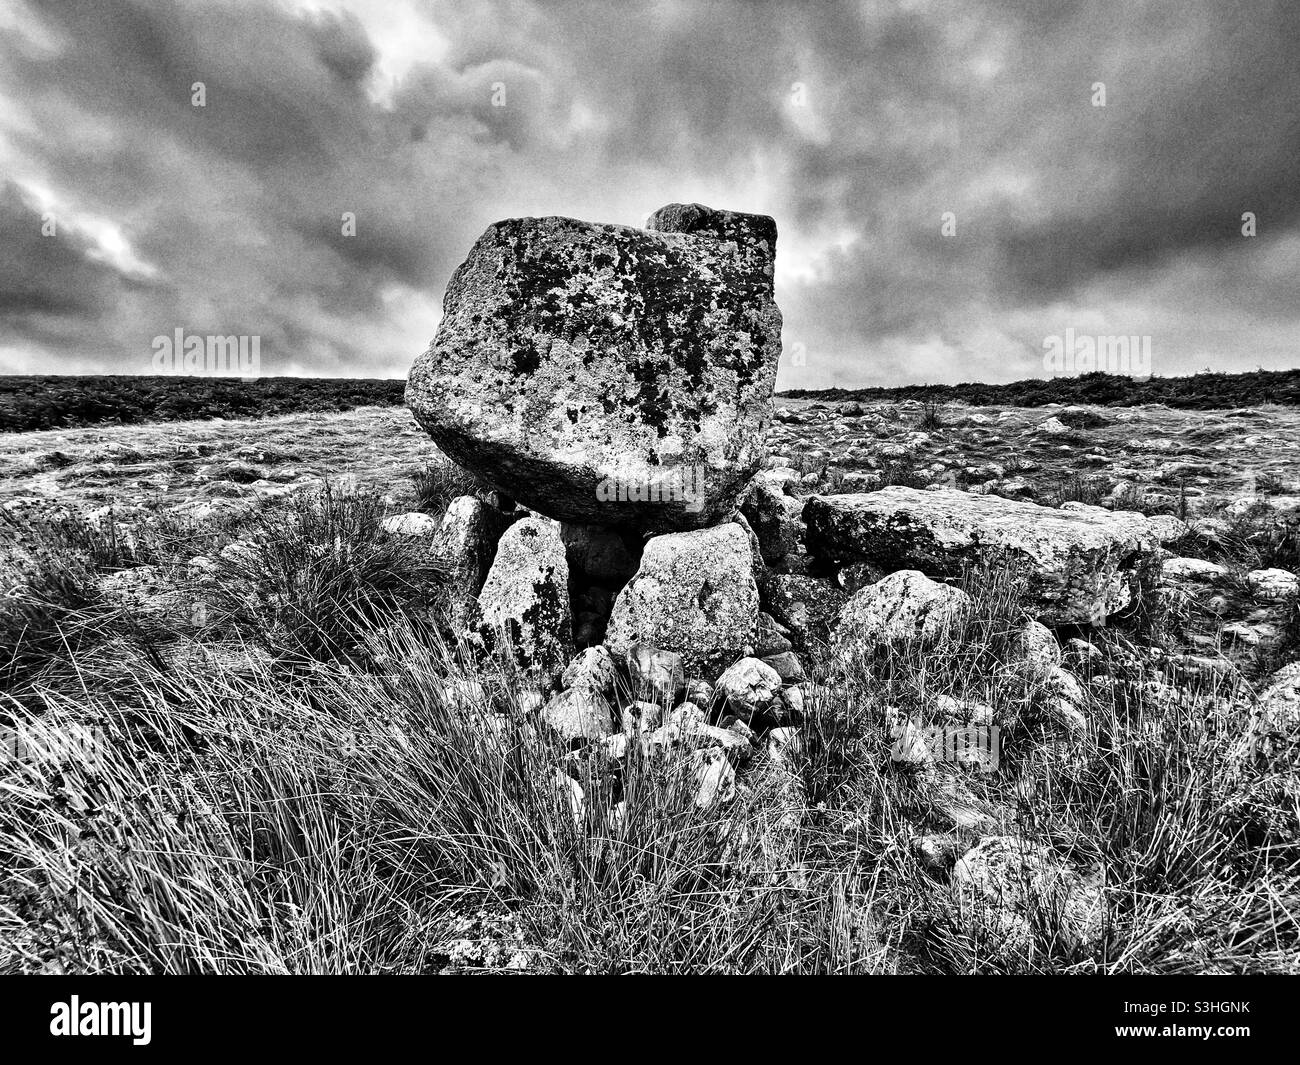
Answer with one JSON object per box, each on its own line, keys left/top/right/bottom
{"left": 604, "top": 522, "right": 759, "bottom": 678}
{"left": 476, "top": 517, "right": 572, "bottom": 681}
{"left": 431, "top": 495, "right": 503, "bottom": 632}
{"left": 406, "top": 203, "right": 782, "bottom": 533}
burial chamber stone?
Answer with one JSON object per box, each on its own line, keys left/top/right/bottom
{"left": 804, "top": 487, "right": 1163, "bottom": 626}
{"left": 406, "top": 203, "right": 782, "bottom": 534}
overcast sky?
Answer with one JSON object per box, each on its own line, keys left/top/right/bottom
{"left": 1, "top": 0, "right": 1297, "bottom": 388}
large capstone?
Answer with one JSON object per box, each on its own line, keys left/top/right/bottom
{"left": 406, "top": 203, "right": 782, "bottom": 534}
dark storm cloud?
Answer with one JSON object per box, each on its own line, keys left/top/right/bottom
{"left": 0, "top": 0, "right": 1297, "bottom": 384}
{"left": 987, "top": 2, "right": 1300, "bottom": 292}
{"left": 0, "top": 0, "right": 496, "bottom": 373}
{"left": 0, "top": 181, "right": 131, "bottom": 317}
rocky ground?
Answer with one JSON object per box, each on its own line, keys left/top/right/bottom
{"left": 4, "top": 394, "right": 1296, "bottom": 669}
{"left": 1, "top": 393, "right": 1297, "bottom": 974}
{"left": 6, "top": 395, "right": 1297, "bottom": 520}
{"left": 771, "top": 396, "right": 1300, "bottom": 517}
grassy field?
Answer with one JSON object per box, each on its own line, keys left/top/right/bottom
{"left": 6, "top": 368, "right": 1300, "bottom": 436}
{"left": 0, "top": 376, "right": 405, "bottom": 433}
{"left": 0, "top": 485, "right": 1293, "bottom": 974}
{"left": 781, "top": 368, "right": 1300, "bottom": 410}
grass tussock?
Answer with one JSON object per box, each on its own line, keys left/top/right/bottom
{"left": 916, "top": 400, "right": 945, "bottom": 432}
{"left": 409, "top": 457, "right": 483, "bottom": 516}
{"left": 205, "top": 482, "right": 451, "bottom": 664}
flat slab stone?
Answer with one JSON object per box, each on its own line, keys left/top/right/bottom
{"left": 804, "top": 487, "right": 1161, "bottom": 625}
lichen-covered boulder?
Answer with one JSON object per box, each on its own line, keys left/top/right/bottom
{"left": 604, "top": 522, "right": 758, "bottom": 678}
{"left": 476, "top": 517, "right": 572, "bottom": 681}
{"left": 740, "top": 476, "right": 805, "bottom": 564}
{"left": 805, "top": 487, "right": 1160, "bottom": 625}
{"left": 406, "top": 203, "right": 782, "bottom": 534}
{"left": 833, "top": 569, "right": 970, "bottom": 657}
{"left": 764, "top": 573, "right": 848, "bottom": 649}
{"left": 431, "top": 495, "right": 505, "bottom": 632}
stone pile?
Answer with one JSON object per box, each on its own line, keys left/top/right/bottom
{"left": 403, "top": 201, "right": 1203, "bottom": 818}
{"left": 406, "top": 202, "right": 806, "bottom": 809}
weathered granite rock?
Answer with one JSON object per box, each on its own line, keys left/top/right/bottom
{"left": 1145, "top": 514, "right": 1190, "bottom": 545}
{"left": 407, "top": 203, "right": 782, "bottom": 533}
{"left": 761, "top": 650, "right": 806, "bottom": 684}
{"left": 689, "top": 746, "right": 737, "bottom": 809}
{"left": 763, "top": 574, "right": 848, "bottom": 648}
{"left": 740, "top": 477, "right": 805, "bottom": 563}
{"left": 1243, "top": 662, "right": 1300, "bottom": 761}
{"left": 1162, "top": 556, "right": 1229, "bottom": 583}
{"left": 1039, "top": 665, "right": 1089, "bottom": 733}
{"left": 380, "top": 512, "right": 440, "bottom": 537}
{"left": 731, "top": 511, "right": 773, "bottom": 601}
{"left": 805, "top": 487, "right": 1160, "bottom": 625}
{"left": 624, "top": 644, "right": 687, "bottom": 704}
{"left": 604, "top": 523, "right": 758, "bottom": 677}
{"left": 476, "top": 517, "right": 571, "bottom": 680}
{"left": 753, "top": 611, "right": 793, "bottom": 656}
{"left": 431, "top": 495, "right": 504, "bottom": 632}
{"left": 1014, "top": 620, "right": 1062, "bottom": 676}
{"left": 1247, "top": 567, "right": 1300, "bottom": 601}
{"left": 560, "top": 646, "right": 620, "bottom": 699}
{"left": 541, "top": 688, "right": 615, "bottom": 744}
{"left": 837, "top": 560, "right": 889, "bottom": 595}
{"left": 833, "top": 570, "right": 970, "bottom": 657}
{"left": 715, "top": 657, "right": 782, "bottom": 720}
{"left": 952, "top": 836, "right": 1104, "bottom": 951}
